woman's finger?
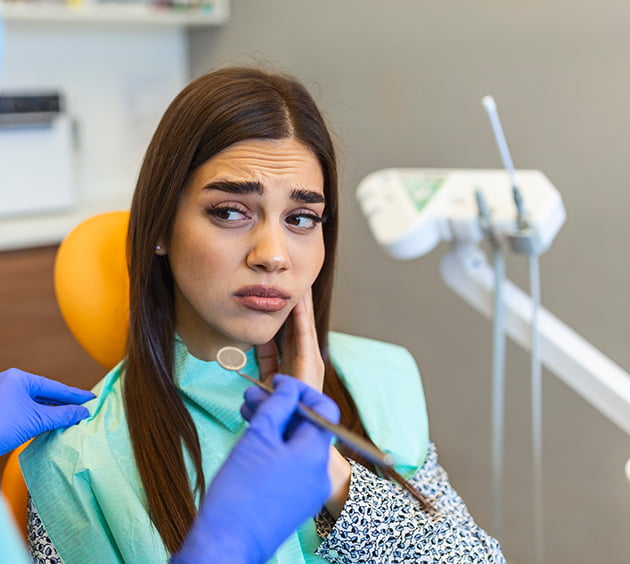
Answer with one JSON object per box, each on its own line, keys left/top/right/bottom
{"left": 289, "top": 289, "right": 324, "bottom": 391}
{"left": 279, "top": 315, "right": 296, "bottom": 375}
{"left": 255, "top": 339, "right": 279, "bottom": 386}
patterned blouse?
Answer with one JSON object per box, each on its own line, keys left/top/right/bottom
{"left": 28, "top": 442, "right": 505, "bottom": 563}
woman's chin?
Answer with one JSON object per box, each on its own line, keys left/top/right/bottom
{"left": 243, "top": 331, "right": 282, "bottom": 348}
{"left": 230, "top": 323, "right": 285, "bottom": 349}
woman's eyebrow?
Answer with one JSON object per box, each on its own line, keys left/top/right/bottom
{"left": 202, "top": 180, "right": 263, "bottom": 195}
{"left": 202, "top": 180, "right": 324, "bottom": 204}
{"left": 291, "top": 188, "right": 325, "bottom": 204}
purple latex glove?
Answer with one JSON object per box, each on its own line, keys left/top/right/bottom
{"left": 172, "top": 374, "right": 339, "bottom": 564}
{"left": 0, "top": 368, "right": 95, "bottom": 455}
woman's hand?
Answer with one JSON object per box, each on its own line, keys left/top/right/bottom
{"left": 256, "top": 288, "right": 324, "bottom": 391}
{"left": 255, "top": 288, "right": 351, "bottom": 519}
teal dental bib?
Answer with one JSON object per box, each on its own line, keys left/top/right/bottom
{"left": 20, "top": 332, "right": 428, "bottom": 563}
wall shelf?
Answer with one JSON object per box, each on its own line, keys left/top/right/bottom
{"left": 0, "top": 1, "right": 229, "bottom": 27}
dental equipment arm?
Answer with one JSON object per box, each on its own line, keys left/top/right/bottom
{"left": 357, "top": 167, "right": 630, "bottom": 460}
{"left": 441, "top": 244, "right": 630, "bottom": 437}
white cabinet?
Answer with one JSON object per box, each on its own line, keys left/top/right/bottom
{"left": 0, "top": 1, "right": 230, "bottom": 250}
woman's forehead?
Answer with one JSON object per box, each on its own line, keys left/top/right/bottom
{"left": 190, "top": 138, "right": 324, "bottom": 190}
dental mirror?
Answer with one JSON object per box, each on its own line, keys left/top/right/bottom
{"left": 216, "top": 346, "right": 247, "bottom": 372}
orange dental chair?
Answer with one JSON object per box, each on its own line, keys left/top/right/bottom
{"left": 0, "top": 210, "right": 130, "bottom": 538}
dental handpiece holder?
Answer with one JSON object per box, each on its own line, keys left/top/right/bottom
{"left": 356, "top": 167, "right": 565, "bottom": 261}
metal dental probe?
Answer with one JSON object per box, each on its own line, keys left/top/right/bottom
{"left": 216, "top": 346, "right": 433, "bottom": 511}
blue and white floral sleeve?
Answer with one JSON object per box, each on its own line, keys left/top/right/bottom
{"left": 315, "top": 442, "right": 506, "bottom": 563}
{"left": 27, "top": 495, "right": 61, "bottom": 564}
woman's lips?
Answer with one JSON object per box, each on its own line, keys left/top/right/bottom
{"left": 233, "top": 286, "right": 290, "bottom": 313}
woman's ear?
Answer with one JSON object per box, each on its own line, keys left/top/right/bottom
{"left": 154, "top": 241, "right": 167, "bottom": 256}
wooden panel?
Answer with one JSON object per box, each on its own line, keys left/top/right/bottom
{"left": 0, "top": 245, "right": 104, "bottom": 474}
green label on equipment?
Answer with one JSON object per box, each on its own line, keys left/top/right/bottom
{"left": 402, "top": 175, "right": 445, "bottom": 212}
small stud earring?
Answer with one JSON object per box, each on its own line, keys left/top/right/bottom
{"left": 155, "top": 245, "right": 161, "bottom": 251}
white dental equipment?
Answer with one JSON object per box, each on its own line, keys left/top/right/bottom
{"left": 356, "top": 97, "right": 630, "bottom": 563}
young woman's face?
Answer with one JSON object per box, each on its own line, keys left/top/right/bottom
{"left": 161, "top": 137, "right": 326, "bottom": 360}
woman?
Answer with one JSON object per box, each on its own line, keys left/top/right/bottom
{"left": 21, "top": 67, "right": 506, "bottom": 563}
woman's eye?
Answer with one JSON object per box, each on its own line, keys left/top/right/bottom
{"left": 206, "top": 206, "right": 249, "bottom": 223}
{"left": 286, "top": 213, "right": 323, "bottom": 230}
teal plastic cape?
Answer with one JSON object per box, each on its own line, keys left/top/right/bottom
{"left": 20, "top": 332, "right": 428, "bottom": 564}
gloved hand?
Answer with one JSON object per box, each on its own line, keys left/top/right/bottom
{"left": 0, "top": 368, "right": 95, "bottom": 455}
{"left": 172, "top": 374, "right": 339, "bottom": 564}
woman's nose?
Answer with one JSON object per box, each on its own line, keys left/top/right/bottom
{"left": 246, "top": 223, "right": 291, "bottom": 272}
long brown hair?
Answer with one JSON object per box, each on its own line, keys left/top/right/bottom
{"left": 124, "top": 67, "right": 373, "bottom": 553}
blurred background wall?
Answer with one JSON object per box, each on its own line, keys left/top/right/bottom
{"left": 1, "top": 1, "right": 629, "bottom": 562}
{"left": 188, "top": 2, "right": 630, "bottom": 562}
